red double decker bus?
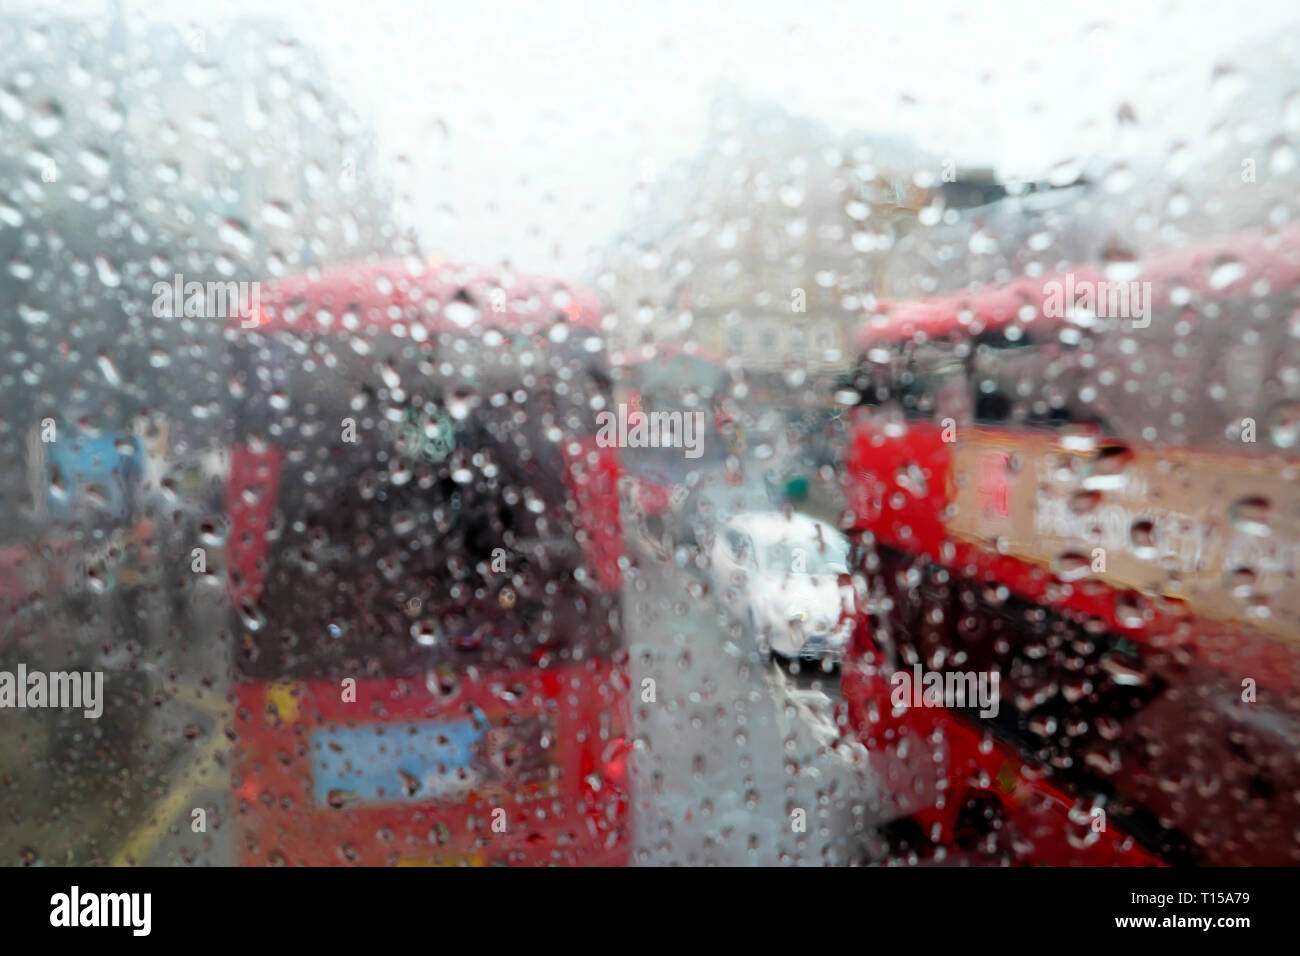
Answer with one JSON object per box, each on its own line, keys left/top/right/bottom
{"left": 223, "top": 258, "right": 630, "bottom": 865}
{"left": 840, "top": 225, "right": 1300, "bottom": 865}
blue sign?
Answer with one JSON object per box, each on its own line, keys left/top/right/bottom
{"left": 46, "top": 433, "right": 143, "bottom": 520}
{"left": 311, "top": 720, "right": 484, "bottom": 806}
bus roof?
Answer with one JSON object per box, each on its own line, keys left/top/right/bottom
{"left": 856, "top": 224, "right": 1300, "bottom": 347}
{"left": 236, "top": 257, "right": 605, "bottom": 336}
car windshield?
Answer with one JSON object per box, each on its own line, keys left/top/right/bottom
{"left": 762, "top": 535, "right": 849, "bottom": 575}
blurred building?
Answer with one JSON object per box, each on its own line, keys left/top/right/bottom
{"left": 0, "top": 12, "right": 397, "bottom": 530}
{"left": 882, "top": 24, "right": 1300, "bottom": 302}
{"left": 130, "top": 18, "right": 395, "bottom": 273}
{"left": 600, "top": 86, "right": 936, "bottom": 396}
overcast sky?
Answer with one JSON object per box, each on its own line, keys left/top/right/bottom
{"left": 31, "top": 0, "right": 1300, "bottom": 275}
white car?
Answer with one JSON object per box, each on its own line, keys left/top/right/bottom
{"left": 709, "top": 511, "right": 855, "bottom": 665}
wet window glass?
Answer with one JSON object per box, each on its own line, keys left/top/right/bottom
{"left": 3, "top": 1, "right": 1299, "bottom": 871}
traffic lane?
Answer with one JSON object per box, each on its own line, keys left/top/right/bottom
{"left": 623, "top": 534, "right": 878, "bottom": 865}
{"left": 0, "top": 590, "right": 231, "bottom": 866}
